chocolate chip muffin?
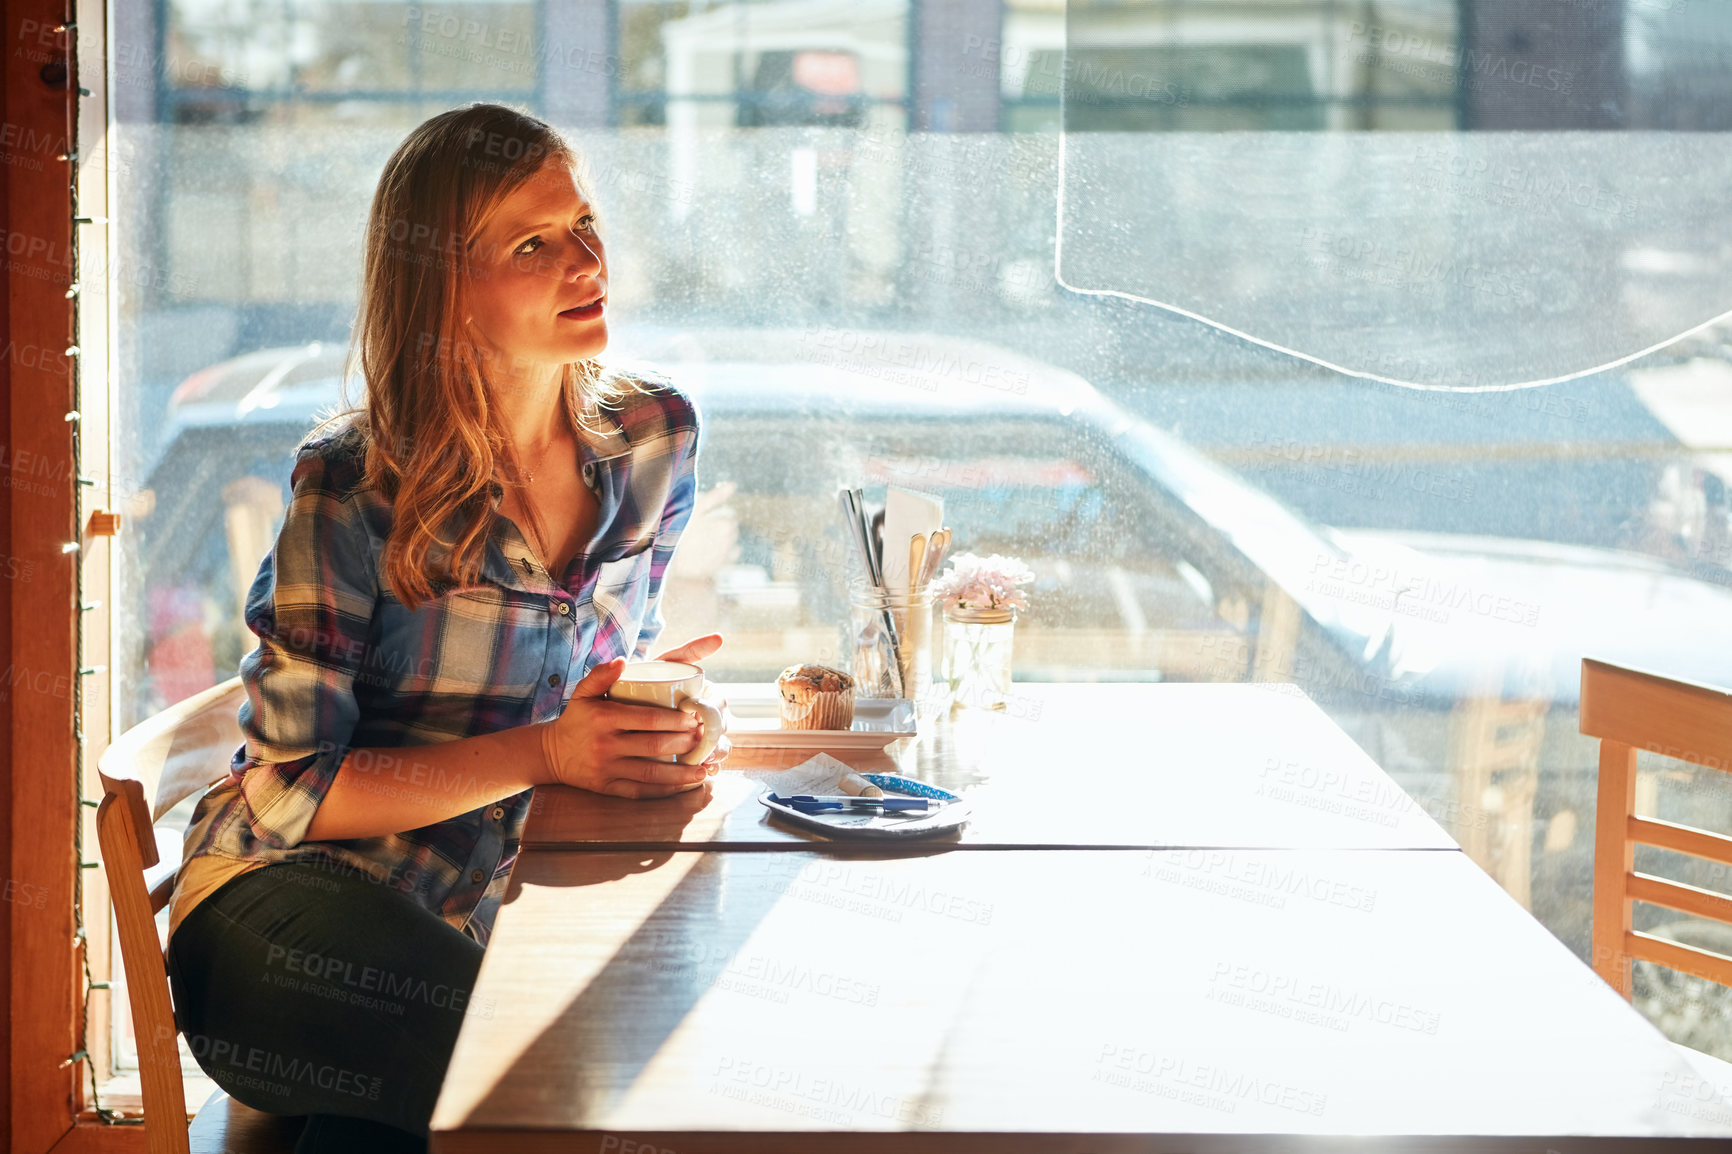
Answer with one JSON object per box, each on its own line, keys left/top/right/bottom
{"left": 776, "top": 663, "right": 856, "bottom": 730}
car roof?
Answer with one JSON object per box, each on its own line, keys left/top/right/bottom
{"left": 153, "top": 327, "right": 1356, "bottom": 599}
{"left": 163, "top": 327, "right": 1123, "bottom": 432}
{"left": 168, "top": 341, "right": 359, "bottom": 408}
{"left": 612, "top": 327, "right": 1114, "bottom": 422}
{"left": 155, "top": 325, "right": 1339, "bottom": 562}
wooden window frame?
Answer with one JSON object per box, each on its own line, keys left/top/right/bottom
{"left": 5, "top": 0, "right": 141, "bottom": 1147}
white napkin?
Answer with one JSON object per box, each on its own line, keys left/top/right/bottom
{"left": 881, "top": 485, "right": 944, "bottom": 595}
{"left": 739, "top": 752, "right": 857, "bottom": 796}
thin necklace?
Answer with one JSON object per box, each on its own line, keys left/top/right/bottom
{"left": 514, "top": 471, "right": 553, "bottom": 574}
{"left": 518, "top": 436, "right": 557, "bottom": 484}
{"left": 508, "top": 413, "right": 568, "bottom": 572}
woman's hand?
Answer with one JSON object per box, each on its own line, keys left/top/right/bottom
{"left": 653, "top": 633, "right": 733, "bottom": 774}
{"left": 537, "top": 658, "right": 712, "bottom": 798}
{"left": 653, "top": 632, "right": 723, "bottom": 666}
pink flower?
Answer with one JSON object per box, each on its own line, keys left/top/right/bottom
{"left": 930, "top": 552, "right": 1033, "bottom": 613}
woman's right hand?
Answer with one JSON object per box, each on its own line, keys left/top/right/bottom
{"left": 537, "top": 657, "right": 712, "bottom": 798}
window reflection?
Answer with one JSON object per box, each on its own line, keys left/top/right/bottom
{"left": 110, "top": 0, "right": 1732, "bottom": 1076}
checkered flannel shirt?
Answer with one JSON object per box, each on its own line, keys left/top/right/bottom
{"left": 175, "top": 370, "right": 700, "bottom": 945}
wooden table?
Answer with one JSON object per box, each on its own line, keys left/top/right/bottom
{"left": 433, "top": 685, "right": 1732, "bottom": 1152}
{"left": 525, "top": 683, "right": 1455, "bottom": 851}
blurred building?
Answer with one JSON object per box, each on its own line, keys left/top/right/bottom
{"left": 107, "top": 0, "right": 1732, "bottom": 447}
{"left": 120, "top": 1, "right": 1730, "bottom": 134}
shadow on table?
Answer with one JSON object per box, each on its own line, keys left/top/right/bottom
{"left": 523, "top": 772, "right": 725, "bottom": 850}
{"left": 479, "top": 838, "right": 962, "bottom": 1125}
{"left": 524, "top": 750, "right": 974, "bottom": 848}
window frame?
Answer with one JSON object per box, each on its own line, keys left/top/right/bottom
{"left": 4, "top": 0, "right": 144, "bottom": 1146}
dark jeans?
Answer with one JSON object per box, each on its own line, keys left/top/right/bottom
{"left": 165, "top": 860, "right": 486, "bottom": 1153}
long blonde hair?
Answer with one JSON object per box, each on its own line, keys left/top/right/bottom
{"left": 315, "top": 102, "right": 647, "bottom": 610}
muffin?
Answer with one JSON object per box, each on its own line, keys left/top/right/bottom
{"left": 777, "top": 663, "right": 856, "bottom": 730}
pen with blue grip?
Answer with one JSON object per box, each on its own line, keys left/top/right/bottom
{"left": 771, "top": 793, "right": 933, "bottom": 814}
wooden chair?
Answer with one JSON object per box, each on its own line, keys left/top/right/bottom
{"left": 95, "top": 676, "right": 305, "bottom": 1153}
{"left": 1580, "top": 657, "right": 1732, "bottom": 1085}
{"left": 1449, "top": 663, "right": 1548, "bottom": 911}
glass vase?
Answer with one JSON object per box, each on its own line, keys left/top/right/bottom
{"left": 942, "top": 606, "right": 1016, "bottom": 711}
{"left": 847, "top": 579, "right": 934, "bottom": 702}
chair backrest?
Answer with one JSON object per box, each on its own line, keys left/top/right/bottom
{"left": 1449, "top": 674, "right": 1547, "bottom": 911}
{"left": 95, "top": 677, "right": 246, "bottom": 1154}
{"left": 1579, "top": 657, "right": 1732, "bottom": 999}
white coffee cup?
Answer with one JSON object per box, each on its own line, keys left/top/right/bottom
{"left": 605, "top": 660, "right": 726, "bottom": 765}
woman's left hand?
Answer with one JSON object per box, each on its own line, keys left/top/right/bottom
{"left": 652, "top": 632, "right": 731, "bottom": 774}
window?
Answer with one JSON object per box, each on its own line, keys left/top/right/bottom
{"left": 98, "top": 0, "right": 1732, "bottom": 1103}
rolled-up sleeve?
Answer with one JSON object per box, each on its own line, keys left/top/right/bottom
{"left": 228, "top": 447, "right": 378, "bottom": 849}
{"left": 633, "top": 402, "right": 701, "bottom": 659}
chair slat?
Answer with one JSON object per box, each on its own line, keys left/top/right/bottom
{"left": 96, "top": 774, "right": 159, "bottom": 872}
{"left": 97, "top": 794, "right": 190, "bottom": 1154}
{"left": 1584, "top": 659, "right": 1732, "bottom": 1008}
{"left": 1593, "top": 739, "right": 1637, "bottom": 997}
{"left": 1581, "top": 657, "right": 1732, "bottom": 773}
{"left": 153, "top": 680, "right": 246, "bottom": 821}
{"left": 96, "top": 676, "right": 244, "bottom": 819}
{"left": 1628, "top": 929, "right": 1732, "bottom": 989}
{"left": 149, "top": 872, "right": 178, "bottom": 916}
{"left": 1628, "top": 814, "right": 1732, "bottom": 868}
{"left": 1627, "top": 871, "right": 1732, "bottom": 925}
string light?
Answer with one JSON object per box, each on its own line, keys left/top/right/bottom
{"left": 56, "top": 0, "right": 131, "bottom": 1124}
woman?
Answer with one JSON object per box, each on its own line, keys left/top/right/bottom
{"left": 164, "top": 103, "right": 729, "bottom": 1152}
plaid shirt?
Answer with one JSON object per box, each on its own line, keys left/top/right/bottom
{"left": 175, "top": 370, "right": 700, "bottom": 946}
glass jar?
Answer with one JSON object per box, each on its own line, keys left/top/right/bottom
{"left": 942, "top": 605, "right": 1016, "bottom": 711}
{"left": 847, "top": 579, "right": 934, "bottom": 702}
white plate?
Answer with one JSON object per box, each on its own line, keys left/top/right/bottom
{"left": 759, "top": 774, "right": 969, "bottom": 840}
{"left": 721, "top": 689, "right": 917, "bottom": 750}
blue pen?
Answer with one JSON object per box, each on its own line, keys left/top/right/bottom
{"left": 774, "top": 793, "right": 931, "bottom": 814}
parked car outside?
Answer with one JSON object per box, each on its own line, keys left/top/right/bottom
{"left": 139, "top": 328, "right": 1732, "bottom": 712}
{"left": 131, "top": 329, "right": 1732, "bottom": 1039}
